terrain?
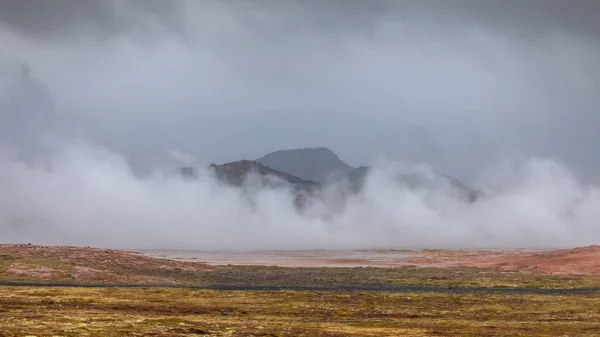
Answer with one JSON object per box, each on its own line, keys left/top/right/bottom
{"left": 208, "top": 160, "right": 320, "bottom": 194}
{"left": 144, "top": 245, "right": 600, "bottom": 275}
{"left": 4, "top": 286, "right": 600, "bottom": 337}
{"left": 178, "top": 147, "right": 481, "bottom": 212}
{"left": 256, "top": 147, "right": 353, "bottom": 184}
{"left": 5, "top": 244, "right": 600, "bottom": 289}
{"left": 2, "top": 244, "right": 600, "bottom": 336}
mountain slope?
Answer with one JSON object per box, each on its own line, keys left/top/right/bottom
{"left": 208, "top": 160, "right": 320, "bottom": 194}
{"left": 256, "top": 147, "right": 353, "bottom": 183}
{"left": 178, "top": 148, "right": 482, "bottom": 211}
{"left": 345, "top": 166, "right": 370, "bottom": 192}
{"left": 179, "top": 160, "right": 321, "bottom": 210}
{"left": 341, "top": 166, "right": 482, "bottom": 202}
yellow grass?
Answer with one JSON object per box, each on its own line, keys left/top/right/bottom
{"left": 2, "top": 286, "right": 600, "bottom": 336}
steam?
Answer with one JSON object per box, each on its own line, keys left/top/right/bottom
{"left": 0, "top": 135, "right": 598, "bottom": 250}
{"left": 1, "top": 1, "right": 599, "bottom": 250}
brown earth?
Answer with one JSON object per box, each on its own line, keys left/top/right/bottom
{"left": 336, "top": 246, "right": 600, "bottom": 275}
{"left": 148, "top": 246, "right": 600, "bottom": 275}
{"left": 0, "top": 244, "right": 211, "bottom": 283}
{"left": 3, "top": 244, "right": 600, "bottom": 280}
{"left": 6, "top": 265, "right": 55, "bottom": 279}
{"left": 465, "top": 245, "right": 600, "bottom": 275}
{"left": 3, "top": 245, "right": 600, "bottom": 336}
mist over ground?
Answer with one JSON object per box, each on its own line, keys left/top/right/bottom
{"left": 0, "top": 0, "right": 599, "bottom": 250}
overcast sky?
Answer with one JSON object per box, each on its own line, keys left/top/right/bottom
{"left": 0, "top": 0, "right": 599, "bottom": 182}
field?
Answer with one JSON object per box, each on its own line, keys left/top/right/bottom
{"left": 3, "top": 286, "right": 600, "bottom": 336}
{"left": 2, "top": 244, "right": 600, "bottom": 336}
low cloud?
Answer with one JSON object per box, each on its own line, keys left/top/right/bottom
{"left": 0, "top": 1, "right": 599, "bottom": 250}
{"left": 0, "top": 133, "right": 597, "bottom": 250}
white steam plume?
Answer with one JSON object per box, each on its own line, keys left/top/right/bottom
{"left": 0, "top": 136, "right": 598, "bottom": 250}
{"left": 1, "top": 1, "right": 599, "bottom": 250}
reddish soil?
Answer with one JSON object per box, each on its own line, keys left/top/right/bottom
{"left": 465, "top": 245, "right": 600, "bottom": 275}
{"left": 147, "top": 246, "right": 600, "bottom": 275}
{"left": 6, "top": 265, "right": 55, "bottom": 279}
{"left": 327, "top": 246, "right": 600, "bottom": 275}
{"left": 0, "top": 244, "right": 211, "bottom": 283}
{"left": 4, "top": 244, "right": 600, "bottom": 277}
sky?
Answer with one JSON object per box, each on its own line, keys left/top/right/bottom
{"left": 1, "top": 0, "right": 599, "bottom": 182}
{"left": 0, "top": 1, "right": 600, "bottom": 250}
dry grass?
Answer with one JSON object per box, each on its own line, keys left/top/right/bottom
{"left": 1, "top": 286, "right": 600, "bottom": 336}
{"left": 2, "top": 245, "right": 600, "bottom": 336}
{"left": 0, "top": 244, "right": 210, "bottom": 285}
{"left": 4, "top": 245, "right": 600, "bottom": 290}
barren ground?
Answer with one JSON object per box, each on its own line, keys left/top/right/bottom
{"left": 143, "top": 245, "right": 600, "bottom": 275}
{"left": 0, "top": 244, "right": 211, "bottom": 284}
{"left": 2, "top": 244, "right": 600, "bottom": 336}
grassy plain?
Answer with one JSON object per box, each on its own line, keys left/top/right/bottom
{"left": 2, "top": 245, "right": 600, "bottom": 336}
{"left": 3, "top": 245, "right": 600, "bottom": 289}
{"left": 2, "top": 286, "right": 600, "bottom": 336}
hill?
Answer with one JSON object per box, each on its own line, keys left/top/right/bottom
{"left": 344, "top": 166, "right": 370, "bottom": 192}
{"left": 208, "top": 160, "right": 320, "bottom": 194}
{"left": 256, "top": 147, "right": 352, "bottom": 183}
{"left": 341, "top": 165, "right": 482, "bottom": 202}
{"left": 178, "top": 147, "right": 482, "bottom": 211}
{"left": 179, "top": 160, "right": 320, "bottom": 210}
{"left": 178, "top": 160, "right": 320, "bottom": 193}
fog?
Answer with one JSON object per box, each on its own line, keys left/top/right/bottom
{"left": 0, "top": 1, "right": 599, "bottom": 250}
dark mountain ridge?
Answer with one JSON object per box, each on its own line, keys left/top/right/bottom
{"left": 178, "top": 147, "right": 482, "bottom": 212}
{"left": 257, "top": 147, "right": 352, "bottom": 184}
{"left": 342, "top": 165, "right": 481, "bottom": 202}
{"left": 209, "top": 160, "right": 320, "bottom": 193}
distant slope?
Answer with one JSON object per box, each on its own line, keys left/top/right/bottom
{"left": 257, "top": 147, "right": 353, "bottom": 183}
{"left": 179, "top": 160, "right": 320, "bottom": 210}
{"left": 208, "top": 160, "right": 320, "bottom": 194}
{"left": 210, "top": 160, "right": 321, "bottom": 210}
{"left": 342, "top": 166, "right": 482, "bottom": 202}
{"left": 345, "top": 166, "right": 370, "bottom": 192}
{"left": 178, "top": 148, "right": 482, "bottom": 210}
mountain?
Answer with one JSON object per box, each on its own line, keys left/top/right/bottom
{"left": 208, "top": 160, "right": 320, "bottom": 194}
{"left": 345, "top": 166, "right": 370, "bottom": 192}
{"left": 210, "top": 160, "right": 321, "bottom": 210}
{"left": 177, "top": 147, "right": 482, "bottom": 212}
{"left": 179, "top": 160, "right": 321, "bottom": 210}
{"left": 440, "top": 174, "right": 483, "bottom": 203}
{"left": 341, "top": 166, "right": 482, "bottom": 202}
{"left": 256, "top": 147, "right": 353, "bottom": 184}
{"left": 178, "top": 166, "right": 198, "bottom": 180}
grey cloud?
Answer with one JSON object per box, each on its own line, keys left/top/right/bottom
{"left": 1, "top": 1, "right": 600, "bottom": 250}
{"left": 3, "top": 1, "right": 599, "bottom": 40}
{"left": 0, "top": 0, "right": 599, "bottom": 182}
{"left": 0, "top": 0, "right": 184, "bottom": 39}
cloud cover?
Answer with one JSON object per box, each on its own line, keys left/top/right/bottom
{"left": 0, "top": 0, "right": 599, "bottom": 250}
